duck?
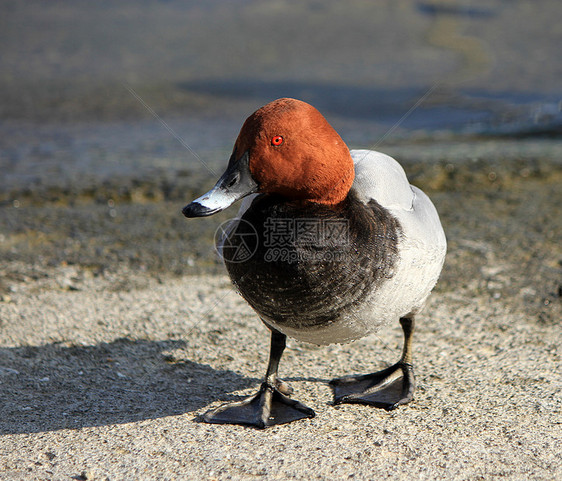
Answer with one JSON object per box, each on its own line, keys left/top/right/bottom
{"left": 182, "top": 98, "right": 446, "bottom": 428}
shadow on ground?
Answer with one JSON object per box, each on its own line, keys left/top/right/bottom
{"left": 0, "top": 338, "right": 257, "bottom": 435}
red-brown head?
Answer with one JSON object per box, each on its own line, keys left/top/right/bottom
{"left": 235, "top": 98, "right": 354, "bottom": 205}
{"left": 183, "top": 98, "right": 354, "bottom": 217}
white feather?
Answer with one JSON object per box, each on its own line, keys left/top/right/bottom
{"left": 224, "top": 150, "right": 446, "bottom": 345}
{"left": 264, "top": 150, "right": 447, "bottom": 345}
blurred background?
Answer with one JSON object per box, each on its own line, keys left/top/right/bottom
{"left": 0, "top": 0, "right": 561, "bottom": 278}
{"left": 1, "top": 0, "right": 561, "bottom": 196}
{"left": 2, "top": 2, "right": 561, "bottom": 467}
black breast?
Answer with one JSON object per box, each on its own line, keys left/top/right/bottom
{"left": 223, "top": 192, "right": 401, "bottom": 330}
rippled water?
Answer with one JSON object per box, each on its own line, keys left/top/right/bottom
{"left": 1, "top": 0, "right": 560, "bottom": 198}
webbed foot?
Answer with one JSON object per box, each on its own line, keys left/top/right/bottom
{"left": 330, "top": 361, "right": 415, "bottom": 410}
{"left": 203, "top": 380, "right": 315, "bottom": 428}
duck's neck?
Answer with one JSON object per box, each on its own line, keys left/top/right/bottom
{"left": 294, "top": 161, "right": 355, "bottom": 206}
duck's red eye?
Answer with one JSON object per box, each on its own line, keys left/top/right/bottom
{"left": 271, "top": 135, "right": 284, "bottom": 146}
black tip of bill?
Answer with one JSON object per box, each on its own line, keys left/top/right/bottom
{"left": 182, "top": 202, "right": 218, "bottom": 218}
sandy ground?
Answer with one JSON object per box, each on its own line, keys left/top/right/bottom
{"left": 1, "top": 171, "right": 561, "bottom": 480}
{"left": 1, "top": 1, "right": 561, "bottom": 479}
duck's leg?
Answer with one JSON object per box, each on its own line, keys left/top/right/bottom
{"left": 203, "top": 328, "right": 315, "bottom": 428}
{"left": 330, "top": 317, "right": 416, "bottom": 410}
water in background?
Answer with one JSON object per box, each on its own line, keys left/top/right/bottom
{"left": 0, "top": 0, "right": 560, "bottom": 199}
